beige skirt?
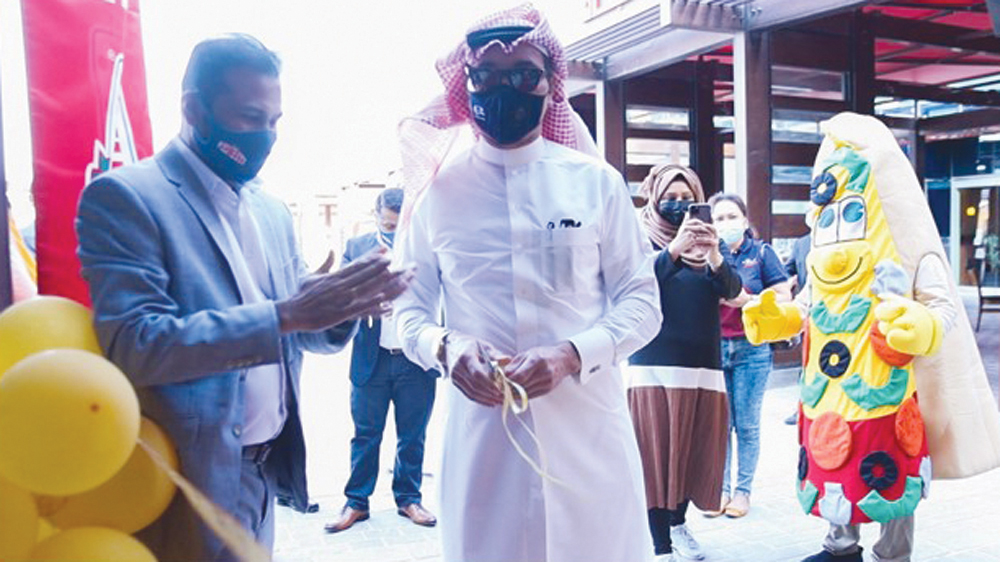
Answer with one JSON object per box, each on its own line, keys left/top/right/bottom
{"left": 626, "top": 366, "right": 729, "bottom": 511}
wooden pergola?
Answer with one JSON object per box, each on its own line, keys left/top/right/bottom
{"left": 565, "top": 0, "right": 1000, "bottom": 243}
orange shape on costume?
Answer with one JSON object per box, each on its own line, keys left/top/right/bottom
{"left": 869, "top": 322, "right": 913, "bottom": 367}
{"left": 895, "top": 396, "right": 925, "bottom": 457}
{"left": 809, "top": 412, "right": 853, "bottom": 470}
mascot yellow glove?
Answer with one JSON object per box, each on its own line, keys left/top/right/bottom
{"left": 873, "top": 294, "right": 943, "bottom": 356}
{"left": 741, "top": 289, "right": 803, "bottom": 345}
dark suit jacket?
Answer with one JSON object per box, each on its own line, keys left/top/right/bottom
{"left": 343, "top": 232, "right": 438, "bottom": 386}
{"left": 76, "top": 138, "right": 355, "bottom": 561}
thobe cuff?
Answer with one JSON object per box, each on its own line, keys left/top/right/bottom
{"left": 568, "top": 327, "right": 614, "bottom": 385}
{"left": 414, "top": 325, "right": 448, "bottom": 374}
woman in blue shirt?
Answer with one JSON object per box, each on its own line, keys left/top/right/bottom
{"left": 707, "top": 193, "right": 791, "bottom": 519}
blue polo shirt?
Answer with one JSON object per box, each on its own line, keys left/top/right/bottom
{"left": 720, "top": 231, "right": 788, "bottom": 338}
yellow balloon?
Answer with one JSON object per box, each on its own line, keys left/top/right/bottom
{"left": 42, "top": 417, "right": 178, "bottom": 534}
{"left": 0, "top": 349, "right": 140, "bottom": 496}
{"left": 0, "top": 296, "right": 101, "bottom": 380}
{"left": 0, "top": 476, "right": 39, "bottom": 562}
{"left": 36, "top": 518, "right": 57, "bottom": 542}
{"left": 28, "top": 527, "right": 156, "bottom": 562}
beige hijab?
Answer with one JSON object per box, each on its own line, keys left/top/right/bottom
{"left": 639, "top": 164, "right": 708, "bottom": 267}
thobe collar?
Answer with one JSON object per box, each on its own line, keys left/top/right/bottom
{"left": 474, "top": 135, "right": 546, "bottom": 168}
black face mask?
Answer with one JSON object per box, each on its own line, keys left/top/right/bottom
{"left": 193, "top": 111, "right": 276, "bottom": 186}
{"left": 469, "top": 85, "right": 545, "bottom": 146}
{"left": 657, "top": 200, "right": 692, "bottom": 226}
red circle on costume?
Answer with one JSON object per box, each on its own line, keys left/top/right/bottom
{"left": 808, "top": 412, "right": 853, "bottom": 470}
{"left": 870, "top": 322, "right": 913, "bottom": 367}
{"left": 895, "top": 396, "right": 925, "bottom": 457}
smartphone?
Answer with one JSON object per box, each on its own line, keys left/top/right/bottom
{"left": 688, "top": 203, "right": 713, "bottom": 223}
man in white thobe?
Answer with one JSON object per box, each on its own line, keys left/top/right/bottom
{"left": 394, "top": 6, "right": 661, "bottom": 562}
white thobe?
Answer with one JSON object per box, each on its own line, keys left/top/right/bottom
{"left": 395, "top": 137, "right": 661, "bottom": 562}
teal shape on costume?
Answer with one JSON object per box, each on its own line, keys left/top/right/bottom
{"left": 797, "top": 479, "right": 819, "bottom": 514}
{"left": 811, "top": 295, "right": 872, "bottom": 335}
{"left": 857, "top": 476, "right": 923, "bottom": 523}
{"left": 823, "top": 146, "right": 871, "bottom": 194}
{"left": 841, "top": 367, "right": 909, "bottom": 410}
{"left": 800, "top": 372, "right": 829, "bottom": 408}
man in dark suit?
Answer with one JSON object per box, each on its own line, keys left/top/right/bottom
{"left": 325, "top": 188, "right": 439, "bottom": 532}
{"left": 76, "top": 35, "right": 410, "bottom": 561}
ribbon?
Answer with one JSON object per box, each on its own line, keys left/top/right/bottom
{"left": 489, "top": 360, "right": 567, "bottom": 487}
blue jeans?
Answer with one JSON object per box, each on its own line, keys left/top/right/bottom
{"left": 721, "top": 336, "right": 772, "bottom": 496}
{"left": 345, "top": 350, "right": 436, "bottom": 511}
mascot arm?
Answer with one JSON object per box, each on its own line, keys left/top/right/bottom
{"left": 742, "top": 288, "right": 804, "bottom": 345}
{"left": 874, "top": 294, "right": 944, "bottom": 356}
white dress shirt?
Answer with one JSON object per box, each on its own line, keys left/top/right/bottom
{"left": 177, "top": 142, "right": 286, "bottom": 446}
{"left": 377, "top": 239, "right": 401, "bottom": 351}
{"left": 395, "top": 137, "right": 661, "bottom": 562}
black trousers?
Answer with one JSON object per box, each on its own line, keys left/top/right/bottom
{"left": 648, "top": 500, "right": 690, "bottom": 555}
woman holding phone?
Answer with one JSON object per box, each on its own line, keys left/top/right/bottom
{"left": 707, "top": 192, "right": 791, "bottom": 519}
{"left": 627, "top": 164, "right": 742, "bottom": 561}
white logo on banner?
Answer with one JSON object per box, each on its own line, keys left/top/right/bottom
{"left": 85, "top": 52, "right": 139, "bottom": 184}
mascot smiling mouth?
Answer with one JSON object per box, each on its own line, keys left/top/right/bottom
{"left": 809, "top": 245, "right": 871, "bottom": 292}
{"left": 811, "top": 259, "right": 863, "bottom": 286}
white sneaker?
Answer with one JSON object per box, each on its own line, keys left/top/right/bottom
{"left": 654, "top": 553, "right": 676, "bottom": 562}
{"left": 670, "top": 524, "right": 705, "bottom": 560}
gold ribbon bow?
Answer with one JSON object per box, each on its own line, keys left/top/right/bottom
{"left": 490, "top": 360, "right": 566, "bottom": 487}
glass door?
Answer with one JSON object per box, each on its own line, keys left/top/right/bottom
{"left": 959, "top": 186, "right": 1000, "bottom": 289}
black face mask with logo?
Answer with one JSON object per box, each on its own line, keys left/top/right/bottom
{"left": 657, "top": 200, "right": 692, "bottom": 226}
{"left": 193, "top": 111, "right": 276, "bottom": 186}
{"left": 469, "top": 85, "right": 545, "bottom": 146}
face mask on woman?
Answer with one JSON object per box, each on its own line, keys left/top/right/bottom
{"left": 717, "top": 223, "right": 745, "bottom": 246}
{"left": 657, "top": 199, "right": 692, "bottom": 226}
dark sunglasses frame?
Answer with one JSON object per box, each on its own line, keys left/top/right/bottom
{"left": 466, "top": 65, "right": 546, "bottom": 93}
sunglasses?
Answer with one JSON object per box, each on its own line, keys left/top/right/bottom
{"left": 466, "top": 66, "right": 545, "bottom": 93}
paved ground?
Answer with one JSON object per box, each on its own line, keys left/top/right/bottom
{"left": 273, "top": 291, "right": 1000, "bottom": 561}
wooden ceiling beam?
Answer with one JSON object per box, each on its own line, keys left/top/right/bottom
{"left": 877, "top": 79, "right": 1000, "bottom": 106}
{"left": 884, "top": 2, "right": 987, "bottom": 12}
{"left": 920, "top": 107, "right": 1000, "bottom": 131}
{"left": 871, "top": 13, "right": 1000, "bottom": 55}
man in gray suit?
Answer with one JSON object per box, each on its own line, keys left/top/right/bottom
{"left": 76, "top": 34, "right": 409, "bottom": 561}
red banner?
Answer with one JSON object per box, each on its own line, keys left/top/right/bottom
{"left": 21, "top": 0, "right": 153, "bottom": 304}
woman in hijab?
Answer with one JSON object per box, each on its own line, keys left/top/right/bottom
{"left": 627, "top": 164, "right": 742, "bottom": 561}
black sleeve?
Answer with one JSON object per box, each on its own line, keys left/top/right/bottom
{"left": 760, "top": 243, "right": 790, "bottom": 288}
{"left": 710, "top": 241, "right": 743, "bottom": 299}
{"left": 654, "top": 248, "right": 683, "bottom": 282}
{"left": 785, "top": 254, "right": 798, "bottom": 277}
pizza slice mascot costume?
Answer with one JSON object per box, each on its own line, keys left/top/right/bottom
{"left": 742, "top": 112, "right": 1000, "bottom": 562}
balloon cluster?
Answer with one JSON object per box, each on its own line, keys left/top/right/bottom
{"left": 0, "top": 297, "right": 177, "bottom": 562}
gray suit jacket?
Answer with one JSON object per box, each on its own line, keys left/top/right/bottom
{"left": 76, "top": 138, "right": 354, "bottom": 561}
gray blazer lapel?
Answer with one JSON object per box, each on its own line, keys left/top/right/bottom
{"left": 155, "top": 140, "right": 245, "bottom": 301}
